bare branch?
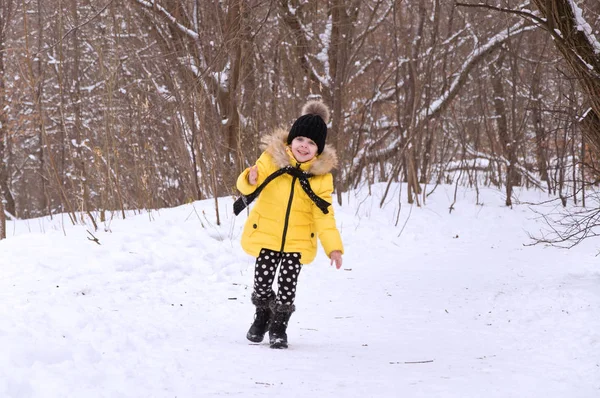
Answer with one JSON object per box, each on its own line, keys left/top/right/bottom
{"left": 35, "top": 1, "right": 115, "bottom": 56}
{"left": 455, "top": 2, "right": 547, "bottom": 26}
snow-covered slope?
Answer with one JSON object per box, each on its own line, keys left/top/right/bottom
{"left": 1, "top": 184, "right": 599, "bottom": 397}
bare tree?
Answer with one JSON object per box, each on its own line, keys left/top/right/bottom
{"left": 458, "top": 1, "right": 600, "bottom": 152}
{"left": 0, "top": 0, "right": 595, "bottom": 223}
{"left": 530, "top": 0, "right": 600, "bottom": 152}
{"left": 0, "top": 0, "right": 15, "bottom": 238}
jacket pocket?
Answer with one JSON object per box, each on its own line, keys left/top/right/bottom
{"left": 309, "top": 225, "right": 317, "bottom": 248}
{"left": 245, "top": 213, "right": 261, "bottom": 237}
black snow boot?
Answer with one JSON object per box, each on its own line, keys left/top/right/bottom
{"left": 246, "top": 294, "right": 274, "bottom": 343}
{"left": 246, "top": 307, "right": 272, "bottom": 342}
{"left": 269, "top": 305, "right": 294, "bottom": 349}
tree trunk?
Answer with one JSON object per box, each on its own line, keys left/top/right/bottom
{"left": 0, "top": 0, "right": 15, "bottom": 218}
{"left": 581, "top": 109, "right": 600, "bottom": 153}
{"left": 531, "top": 59, "right": 550, "bottom": 185}
{"left": 71, "top": 0, "right": 89, "bottom": 216}
{"left": 0, "top": 19, "right": 4, "bottom": 234}
{"left": 488, "top": 52, "right": 515, "bottom": 206}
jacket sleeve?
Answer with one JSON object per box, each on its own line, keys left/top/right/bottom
{"left": 312, "top": 173, "right": 344, "bottom": 258}
{"left": 236, "top": 152, "right": 271, "bottom": 195}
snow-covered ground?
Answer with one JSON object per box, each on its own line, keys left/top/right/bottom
{"left": 1, "top": 183, "right": 599, "bottom": 397}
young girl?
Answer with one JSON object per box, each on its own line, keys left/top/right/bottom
{"left": 234, "top": 100, "right": 343, "bottom": 349}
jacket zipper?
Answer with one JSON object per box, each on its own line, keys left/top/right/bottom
{"left": 279, "top": 164, "right": 300, "bottom": 254}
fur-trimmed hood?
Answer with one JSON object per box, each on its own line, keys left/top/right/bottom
{"left": 260, "top": 128, "right": 338, "bottom": 176}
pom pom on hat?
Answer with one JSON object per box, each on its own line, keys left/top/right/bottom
{"left": 287, "top": 100, "right": 329, "bottom": 154}
{"left": 301, "top": 100, "right": 329, "bottom": 124}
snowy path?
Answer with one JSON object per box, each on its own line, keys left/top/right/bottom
{"left": 1, "top": 185, "right": 599, "bottom": 397}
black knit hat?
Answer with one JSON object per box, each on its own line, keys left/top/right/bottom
{"left": 287, "top": 100, "right": 330, "bottom": 155}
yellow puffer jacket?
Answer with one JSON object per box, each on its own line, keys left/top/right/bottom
{"left": 236, "top": 129, "right": 344, "bottom": 264}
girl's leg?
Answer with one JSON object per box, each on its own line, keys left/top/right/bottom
{"left": 247, "top": 249, "right": 281, "bottom": 342}
{"left": 269, "top": 252, "right": 302, "bottom": 348}
{"left": 275, "top": 252, "right": 302, "bottom": 308}
{"left": 251, "top": 248, "right": 281, "bottom": 304}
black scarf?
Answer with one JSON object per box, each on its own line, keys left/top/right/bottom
{"left": 233, "top": 166, "right": 331, "bottom": 216}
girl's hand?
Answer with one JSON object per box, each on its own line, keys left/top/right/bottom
{"left": 330, "top": 250, "right": 343, "bottom": 269}
{"left": 248, "top": 165, "right": 258, "bottom": 185}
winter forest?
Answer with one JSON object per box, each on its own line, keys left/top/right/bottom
{"left": 1, "top": 0, "right": 600, "bottom": 237}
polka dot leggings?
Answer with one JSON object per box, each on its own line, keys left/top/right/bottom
{"left": 253, "top": 248, "right": 302, "bottom": 306}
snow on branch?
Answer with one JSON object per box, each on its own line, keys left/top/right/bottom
{"left": 422, "top": 20, "right": 537, "bottom": 120}
{"left": 460, "top": 142, "right": 544, "bottom": 190}
{"left": 357, "top": 19, "right": 536, "bottom": 169}
{"left": 279, "top": 0, "right": 331, "bottom": 88}
{"left": 456, "top": 2, "right": 547, "bottom": 26}
{"left": 567, "top": 0, "right": 600, "bottom": 55}
{"left": 313, "top": 15, "right": 332, "bottom": 87}
{"left": 132, "top": 0, "right": 200, "bottom": 41}
{"left": 131, "top": 0, "right": 213, "bottom": 89}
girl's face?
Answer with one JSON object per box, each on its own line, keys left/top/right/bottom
{"left": 290, "top": 136, "right": 318, "bottom": 163}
